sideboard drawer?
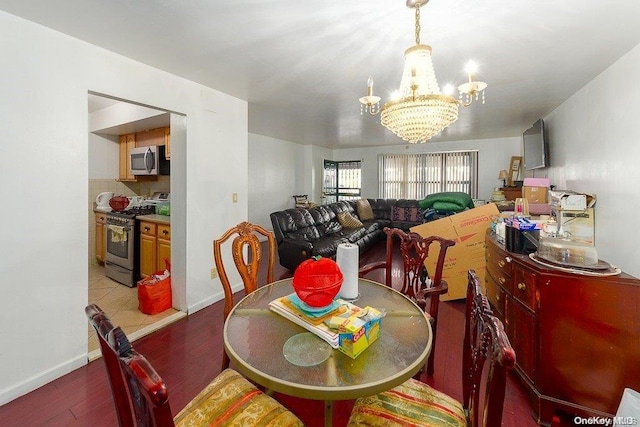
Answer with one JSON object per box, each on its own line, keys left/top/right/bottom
{"left": 485, "top": 274, "right": 506, "bottom": 319}
{"left": 512, "top": 266, "right": 537, "bottom": 311}
{"left": 486, "top": 245, "right": 513, "bottom": 293}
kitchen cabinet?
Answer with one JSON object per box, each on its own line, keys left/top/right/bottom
{"left": 118, "top": 133, "right": 136, "bottom": 181}
{"left": 139, "top": 220, "right": 171, "bottom": 278}
{"left": 135, "top": 126, "right": 170, "bottom": 151}
{"left": 119, "top": 128, "right": 170, "bottom": 182}
{"left": 484, "top": 232, "right": 640, "bottom": 423}
{"left": 95, "top": 212, "right": 107, "bottom": 263}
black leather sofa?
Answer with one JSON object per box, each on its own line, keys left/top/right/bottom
{"left": 269, "top": 199, "right": 424, "bottom": 271}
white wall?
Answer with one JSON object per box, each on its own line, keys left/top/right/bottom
{"left": 545, "top": 42, "right": 640, "bottom": 278}
{"left": 248, "top": 133, "right": 305, "bottom": 231}
{"left": 0, "top": 10, "right": 248, "bottom": 404}
{"left": 308, "top": 144, "right": 334, "bottom": 203}
{"left": 88, "top": 133, "right": 119, "bottom": 179}
{"left": 334, "top": 137, "right": 521, "bottom": 201}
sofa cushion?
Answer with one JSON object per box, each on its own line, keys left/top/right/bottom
{"left": 340, "top": 227, "right": 366, "bottom": 243}
{"left": 368, "top": 199, "right": 396, "bottom": 220}
{"left": 312, "top": 236, "right": 345, "bottom": 258}
{"left": 337, "top": 211, "right": 363, "bottom": 228}
{"left": 356, "top": 199, "right": 375, "bottom": 221}
{"left": 320, "top": 220, "right": 343, "bottom": 235}
{"left": 362, "top": 219, "right": 384, "bottom": 235}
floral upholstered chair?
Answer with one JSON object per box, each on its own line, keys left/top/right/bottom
{"left": 347, "top": 270, "right": 516, "bottom": 427}
{"left": 86, "top": 304, "right": 303, "bottom": 427}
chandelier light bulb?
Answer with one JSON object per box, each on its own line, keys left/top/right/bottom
{"left": 465, "top": 60, "right": 478, "bottom": 76}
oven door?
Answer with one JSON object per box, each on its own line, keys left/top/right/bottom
{"left": 105, "top": 223, "right": 134, "bottom": 270}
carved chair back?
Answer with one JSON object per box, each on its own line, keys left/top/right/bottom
{"left": 464, "top": 270, "right": 516, "bottom": 427}
{"left": 213, "top": 221, "right": 276, "bottom": 370}
{"left": 358, "top": 227, "right": 455, "bottom": 376}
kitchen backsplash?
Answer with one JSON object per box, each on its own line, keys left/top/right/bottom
{"left": 88, "top": 176, "right": 170, "bottom": 264}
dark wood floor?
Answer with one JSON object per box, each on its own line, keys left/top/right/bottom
{"left": 0, "top": 240, "right": 541, "bottom": 426}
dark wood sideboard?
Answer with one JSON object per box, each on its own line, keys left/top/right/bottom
{"left": 484, "top": 232, "right": 640, "bottom": 424}
{"left": 500, "top": 186, "right": 523, "bottom": 201}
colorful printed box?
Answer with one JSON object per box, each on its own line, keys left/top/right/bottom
{"left": 337, "top": 315, "right": 381, "bottom": 359}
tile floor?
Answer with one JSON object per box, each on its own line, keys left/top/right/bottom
{"left": 88, "top": 264, "right": 184, "bottom": 358}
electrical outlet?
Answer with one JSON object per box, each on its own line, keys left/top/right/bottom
{"left": 210, "top": 268, "right": 218, "bottom": 279}
{"left": 232, "top": 193, "right": 238, "bottom": 203}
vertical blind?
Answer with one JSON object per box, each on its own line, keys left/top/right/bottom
{"left": 378, "top": 151, "right": 478, "bottom": 199}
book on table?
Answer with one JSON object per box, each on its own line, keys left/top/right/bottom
{"left": 268, "top": 293, "right": 361, "bottom": 348}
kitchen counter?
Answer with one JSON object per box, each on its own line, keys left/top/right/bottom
{"left": 137, "top": 214, "right": 171, "bottom": 225}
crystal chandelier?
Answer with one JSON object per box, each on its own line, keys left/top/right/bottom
{"left": 359, "top": 0, "right": 487, "bottom": 144}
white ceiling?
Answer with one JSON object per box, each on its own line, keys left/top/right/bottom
{"left": 3, "top": 0, "right": 640, "bottom": 148}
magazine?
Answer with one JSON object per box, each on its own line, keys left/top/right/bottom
{"left": 269, "top": 294, "right": 361, "bottom": 348}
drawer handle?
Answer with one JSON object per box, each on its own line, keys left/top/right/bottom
{"left": 498, "top": 277, "right": 506, "bottom": 285}
{"left": 144, "top": 226, "right": 151, "bottom": 232}
{"left": 496, "top": 294, "right": 500, "bottom": 302}
{"left": 517, "top": 282, "right": 526, "bottom": 291}
{"left": 162, "top": 230, "right": 169, "bottom": 236}
{"left": 498, "top": 260, "right": 505, "bottom": 268}
{"left": 505, "top": 256, "right": 512, "bottom": 263}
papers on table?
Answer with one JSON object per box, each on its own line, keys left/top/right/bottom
{"left": 269, "top": 293, "right": 360, "bottom": 348}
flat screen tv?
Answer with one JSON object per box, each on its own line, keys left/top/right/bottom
{"left": 522, "top": 119, "right": 548, "bottom": 170}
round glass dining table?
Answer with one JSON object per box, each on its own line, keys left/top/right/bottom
{"left": 223, "top": 277, "right": 432, "bottom": 426}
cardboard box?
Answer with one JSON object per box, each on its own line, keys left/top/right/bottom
{"left": 411, "top": 203, "right": 500, "bottom": 301}
{"left": 523, "top": 186, "right": 548, "bottom": 204}
{"left": 338, "top": 315, "right": 381, "bottom": 359}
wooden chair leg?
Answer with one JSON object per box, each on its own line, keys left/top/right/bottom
{"left": 222, "top": 350, "right": 230, "bottom": 372}
{"left": 426, "top": 347, "right": 435, "bottom": 377}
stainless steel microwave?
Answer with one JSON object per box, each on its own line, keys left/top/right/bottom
{"left": 129, "top": 145, "right": 170, "bottom": 176}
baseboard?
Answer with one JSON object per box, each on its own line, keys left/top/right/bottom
{"left": 0, "top": 354, "right": 86, "bottom": 406}
{"left": 187, "top": 283, "right": 244, "bottom": 314}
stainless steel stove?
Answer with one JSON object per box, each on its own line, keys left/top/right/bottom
{"left": 104, "top": 204, "right": 160, "bottom": 287}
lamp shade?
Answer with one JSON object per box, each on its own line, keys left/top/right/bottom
{"left": 498, "top": 170, "right": 508, "bottom": 179}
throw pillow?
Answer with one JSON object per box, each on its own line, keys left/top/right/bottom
{"left": 390, "top": 206, "right": 423, "bottom": 222}
{"left": 356, "top": 199, "right": 375, "bottom": 221}
{"left": 337, "top": 211, "right": 364, "bottom": 229}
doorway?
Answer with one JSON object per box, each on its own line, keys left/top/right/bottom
{"left": 87, "top": 93, "right": 186, "bottom": 358}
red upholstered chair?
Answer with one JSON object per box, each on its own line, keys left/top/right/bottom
{"left": 347, "top": 270, "right": 516, "bottom": 427}
{"left": 86, "top": 304, "right": 302, "bottom": 427}
{"left": 213, "top": 221, "right": 277, "bottom": 371}
{"left": 358, "top": 227, "right": 455, "bottom": 376}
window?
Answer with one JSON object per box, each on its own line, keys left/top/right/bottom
{"left": 322, "top": 160, "right": 362, "bottom": 204}
{"left": 378, "top": 151, "right": 478, "bottom": 199}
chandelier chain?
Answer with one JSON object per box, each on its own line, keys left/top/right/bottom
{"left": 415, "top": 7, "right": 421, "bottom": 45}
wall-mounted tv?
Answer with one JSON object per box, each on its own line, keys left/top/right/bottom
{"left": 523, "top": 119, "right": 548, "bottom": 170}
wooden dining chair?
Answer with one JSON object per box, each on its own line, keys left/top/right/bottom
{"left": 347, "top": 269, "right": 516, "bottom": 427}
{"left": 86, "top": 304, "right": 303, "bottom": 427}
{"left": 213, "top": 221, "right": 277, "bottom": 371}
{"left": 358, "top": 227, "right": 455, "bottom": 376}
